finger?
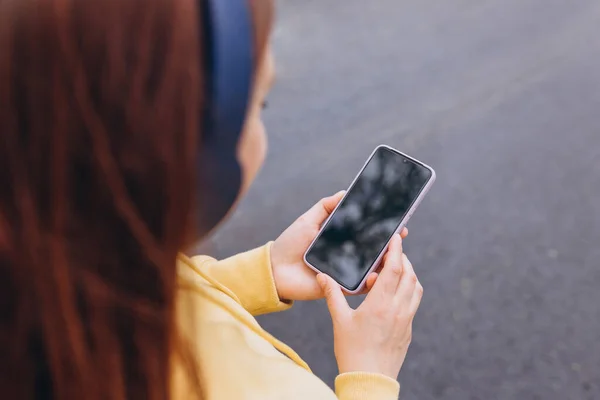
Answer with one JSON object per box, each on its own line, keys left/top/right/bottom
{"left": 301, "top": 191, "right": 345, "bottom": 226}
{"left": 381, "top": 228, "right": 406, "bottom": 264}
{"left": 382, "top": 252, "right": 389, "bottom": 266}
{"left": 322, "top": 190, "right": 345, "bottom": 214}
{"left": 355, "top": 272, "right": 378, "bottom": 295}
{"left": 374, "top": 262, "right": 384, "bottom": 275}
{"left": 317, "top": 274, "right": 351, "bottom": 321}
{"left": 400, "top": 227, "right": 408, "bottom": 239}
{"left": 364, "top": 272, "right": 379, "bottom": 292}
{"left": 409, "top": 280, "right": 424, "bottom": 315}
{"left": 396, "top": 254, "right": 418, "bottom": 303}
{"left": 370, "top": 234, "right": 404, "bottom": 297}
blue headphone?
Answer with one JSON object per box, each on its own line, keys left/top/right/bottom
{"left": 197, "top": 0, "right": 254, "bottom": 234}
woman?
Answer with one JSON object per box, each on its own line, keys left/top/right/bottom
{"left": 0, "top": 0, "right": 423, "bottom": 399}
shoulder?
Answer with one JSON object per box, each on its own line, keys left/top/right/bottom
{"left": 175, "top": 253, "right": 241, "bottom": 324}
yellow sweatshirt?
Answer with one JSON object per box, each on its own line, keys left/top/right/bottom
{"left": 172, "top": 243, "right": 400, "bottom": 399}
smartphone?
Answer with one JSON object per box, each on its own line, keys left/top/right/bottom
{"left": 303, "top": 145, "right": 436, "bottom": 293}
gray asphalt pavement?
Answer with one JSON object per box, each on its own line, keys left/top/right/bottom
{"left": 203, "top": 1, "right": 600, "bottom": 399}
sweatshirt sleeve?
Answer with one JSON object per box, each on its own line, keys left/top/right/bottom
{"left": 189, "top": 242, "right": 292, "bottom": 316}
{"left": 335, "top": 372, "right": 400, "bottom": 400}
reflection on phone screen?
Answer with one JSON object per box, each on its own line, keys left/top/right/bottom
{"left": 305, "top": 147, "right": 432, "bottom": 290}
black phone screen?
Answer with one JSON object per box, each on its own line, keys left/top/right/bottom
{"left": 305, "top": 147, "right": 433, "bottom": 291}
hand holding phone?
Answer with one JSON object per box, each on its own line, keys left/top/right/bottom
{"left": 270, "top": 192, "right": 408, "bottom": 302}
{"left": 317, "top": 234, "right": 423, "bottom": 379}
{"left": 304, "top": 145, "right": 436, "bottom": 292}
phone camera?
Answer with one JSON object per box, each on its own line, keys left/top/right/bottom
{"left": 403, "top": 158, "right": 408, "bottom": 163}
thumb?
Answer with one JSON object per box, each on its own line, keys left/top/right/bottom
{"left": 317, "top": 274, "right": 350, "bottom": 320}
{"left": 302, "top": 191, "right": 345, "bottom": 226}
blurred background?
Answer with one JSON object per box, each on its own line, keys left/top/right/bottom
{"left": 203, "top": 0, "right": 600, "bottom": 399}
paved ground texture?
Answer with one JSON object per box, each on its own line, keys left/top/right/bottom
{"left": 202, "top": 1, "right": 600, "bottom": 399}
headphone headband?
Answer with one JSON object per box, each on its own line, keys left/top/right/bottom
{"left": 204, "top": 0, "right": 253, "bottom": 143}
{"left": 197, "top": 0, "right": 255, "bottom": 234}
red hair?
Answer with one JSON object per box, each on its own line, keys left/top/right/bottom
{"left": 0, "top": 0, "right": 273, "bottom": 398}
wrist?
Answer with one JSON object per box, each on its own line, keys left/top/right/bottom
{"left": 269, "top": 242, "right": 288, "bottom": 301}
{"left": 336, "top": 354, "right": 402, "bottom": 379}
{"left": 271, "top": 265, "right": 288, "bottom": 301}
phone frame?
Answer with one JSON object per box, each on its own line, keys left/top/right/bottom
{"left": 303, "top": 144, "right": 436, "bottom": 294}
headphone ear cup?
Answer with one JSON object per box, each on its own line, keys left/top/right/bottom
{"left": 197, "top": 0, "right": 253, "bottom": 234}
{"left": 196, "top": 138, "right": 242, "bottom": 237}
